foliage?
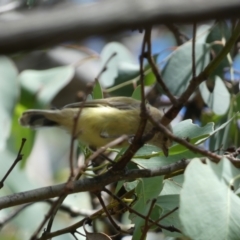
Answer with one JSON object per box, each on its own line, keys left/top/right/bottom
{"left": 0, "top": 20, "right": 240, "bottom": 240}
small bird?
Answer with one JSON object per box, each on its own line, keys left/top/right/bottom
{"left": 19, "top": 97, "right": 172, "bottom": 156}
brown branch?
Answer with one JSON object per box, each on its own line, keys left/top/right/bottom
{"left": 0, "top": 159, "right": 190, "bottom": 210}
{"left": 149, "top": 114, "right": 240, "bottom": 167}
{"left": 104, "top": 188, "right": 181, "bottom": 233}
{"left": 161, "top": 20, "right": 240, "bottom": 126}
{"left": 140, "top": 199, "right": 157, "bottom": 240}
{"left": 165, "top": 24, "right": 189, "bottom": 45}
{"left": 111, "top": 28, "right": 150, "bottom": 171}
{"left": 30, "top": 52, "right": 118, "bottom": 240}
{"left": 0, "top": 203, "right": 33, "bottom": 227}
{"left": 149, "top": 206, "right": 179, "bottom": 229}
{"left": 0, "top": 138, "right": 26, "bottom": 189}
{"left": 37, "top": 190, "right": 135, "bottom": 240}
{"left": 1, "top": 0, "right": 240, "bottom": 53}
{"left": 95, "top": 191, "right": 124, "bottom": 233}
{"left": 145, "top": 27, "right": 177, "bottom": 105}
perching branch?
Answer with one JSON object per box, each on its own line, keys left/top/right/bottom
{"left": 0, "top": 159, "right": 189, "bottom": 210}
{"left": 0, "top": 0, "right": 240, "bottom": 53}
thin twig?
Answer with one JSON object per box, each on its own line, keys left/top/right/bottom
{"left": 165, "top": 24, "right": 189, "bottom": 45}
{"left": 133, "top": 27, "right": 149, "bottom": 143}
{"left": 0, "top": 160, "right": 190, "bottom": 211}
{"left": 103, "top": 188, "right": 181, "bottom": 233}
{"left": 95, "top": 192, "right": 122, "bottom": 233}
{"left": 0, "top": 203, "right": 33, "bottom": 228}
{"left": 36, "top": 191, "right": 135, "bottom": 240}
{"left": 0, "top": 138, "right": 26, "bottom": 189}
{"left": 161, "top": 20, "right": 240, "bottom": 126}
{"left": 111, "top": 28, "right": 152, "bottom": 171}
{"left": 148, "top": 114, "right": 240, "bottom": 167}
{"left": 75, "top": 135, "right": 128, "bottom": 179}
{"left": 45, "top": 200, "right": 94, "bottom": 217}
{"left": 30, "top": 52, "right": 118, "bottom": 240}
{"left": 140, "top": 199, "right": 157, "bottom": 240}
{"left": 46, "top": 52, "right": 118, "bottom": 232}
{"left": 145, "top": 26, "right": 177, "bottom": 105}
{"left": 68, "top": 52, "right": 117, "bottom": 179}
{"left": 192, "top": 22, "right": 197, "bottom": 79}
{"left": 148, "top": 207, "right": 179, "bottom": 229}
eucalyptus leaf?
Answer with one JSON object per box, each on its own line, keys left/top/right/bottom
{"left": 199, "top": 76, "right": 230, "bottom": 115}
{"left": 156, "top": 194, "right": 182, "bottom": 238}
{"left": 180, "top": 158, "right": 240, "bottom": 240}
{"left": 131, "top": 85, "right": 142, "bottom": 100}
{"left": 99, "top": 42, "right": 136, "bottom": 88}
{"left": 133, "top": 115, "right": 236, "bottom": 167}
{"left": 92, "top": 80, "right": 103, "bottom": 99}
{"left": 195, "top": 24, "right": 213, "bottom": 43}
{"left": 0, "top": 56, "right": 19, "bottom": 150}
{"left": 209, "top": 112, "right": 236, "bottom": 151}
{"left": 129, "top": 176, "right": 163, "bottom": 240}
{"left": 206, "top": 21, "right": 231, "bottom": 78}
{"left": 162, "top": 42, "right": 210, "bottom": 96}
{"left": 19, "top": 66, "right": 75, "bottom": 106}
{"left": 170, "top": 120, "right": 214, "bottom": 155}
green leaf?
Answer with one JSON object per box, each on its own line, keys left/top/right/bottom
{"left": 156, "top": 194, "right": 182, "bottom": 237}
{"left": 131, "top": 85, "right": 142, "bottom": 100}
{"left": 180, "top": 158, "right": 240, "bottom": 240}
{"left": 132, "top": 115, "right": 236, "bottom": 168}
{"left": 234, "top": 93, "right": 240, "bottom": 111}
{"left": 161, "top": 175, "right": 184, "bottom": 195}
{"left": 92, "top": 80, "right": 103, "bottom": 99}
{"left": 209, "top": 112, "right": 237, "bottom": 151}
{"left": 144, "top": 70, "right": 156, "bottom": 86}
{"left": 143, "top": 53, "right": 159, "bottom": 86}
{"left": 99, "top": 42, "right": 136, "bottom": 88}
{"left": 195, "top": 24, "right": 213, "bottom": 43}
{"left": 108, "top": 62, "right": 139, "bottom": 96}
{"left": 124, "top": 180, "right": 138, "bottom": 191}
{"left": 133, "top": 148, "right": 199, "bottom": 169}
{"left": 162, "top": 42, "right": 210, "bottom": 96}
{"left": 199, "top": 76, "right": 230, "bottom": 115}
{"left": 19, "top": 65, "right": 75, "bottom": 106}
{"left": 0, "top": 56, "right": 19, "bottom": 150}
{"left": 100, "top": 42, "right": 139, "bottom": 96}
{"left": 8, "top": 104, "right": 35, "bottom": 167}
{"left": 170, "top": 120, "right": 214, "bottom": 155}
{"left": 129, "top": 176, "right": 163, "bottom": 240}
{"left": 206, "top": 21, "right": 231, "bottom": 78}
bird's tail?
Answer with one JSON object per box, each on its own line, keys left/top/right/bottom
{"left": 19, "top": 110, "right": 60, "bottom": 128}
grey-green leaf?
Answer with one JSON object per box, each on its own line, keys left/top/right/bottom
{"left": 180, "top": 158, "right": 240, "bottom": 240}
{"left": 99, "top": 42, "right": 136, "bottom": 88}
{"left": 162, "top": 42, "right": 210, "bottom": 96}
{"left": 0, "top": 56, "right": 19, "bottom": 150}
{"left": 199, "top": 76, "right": 230, "bottom": 115}
{"left": 19, "top": 65, "right": 75, "bottom": 106}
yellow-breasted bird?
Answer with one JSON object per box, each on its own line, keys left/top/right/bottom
{"left": 19, "top": 97, "right": 172, "bottom": 156}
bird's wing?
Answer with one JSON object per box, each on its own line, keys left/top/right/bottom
{"left": 63, "top": 97, "right": 142, "bottom": 110}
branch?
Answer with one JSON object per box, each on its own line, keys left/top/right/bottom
{"left": 0, "top": 0, "right": 240, "bottom": 53}
{"left": 145, "top": 28, "right": 177, "bottom": 105}
{"left": 161, "top": 20, "right": 240, "bottom": 125}
{"left": 0, "top": 138, "right": 26, "bottom": 189}
{"left": 149, "top": 115, "right": 240, "bottom": 167}
{"left": 111, "top": 28, "right": 150, "bottom": 171}
{"left": 0, "top": 159, "right": 189, "bottom": 210}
